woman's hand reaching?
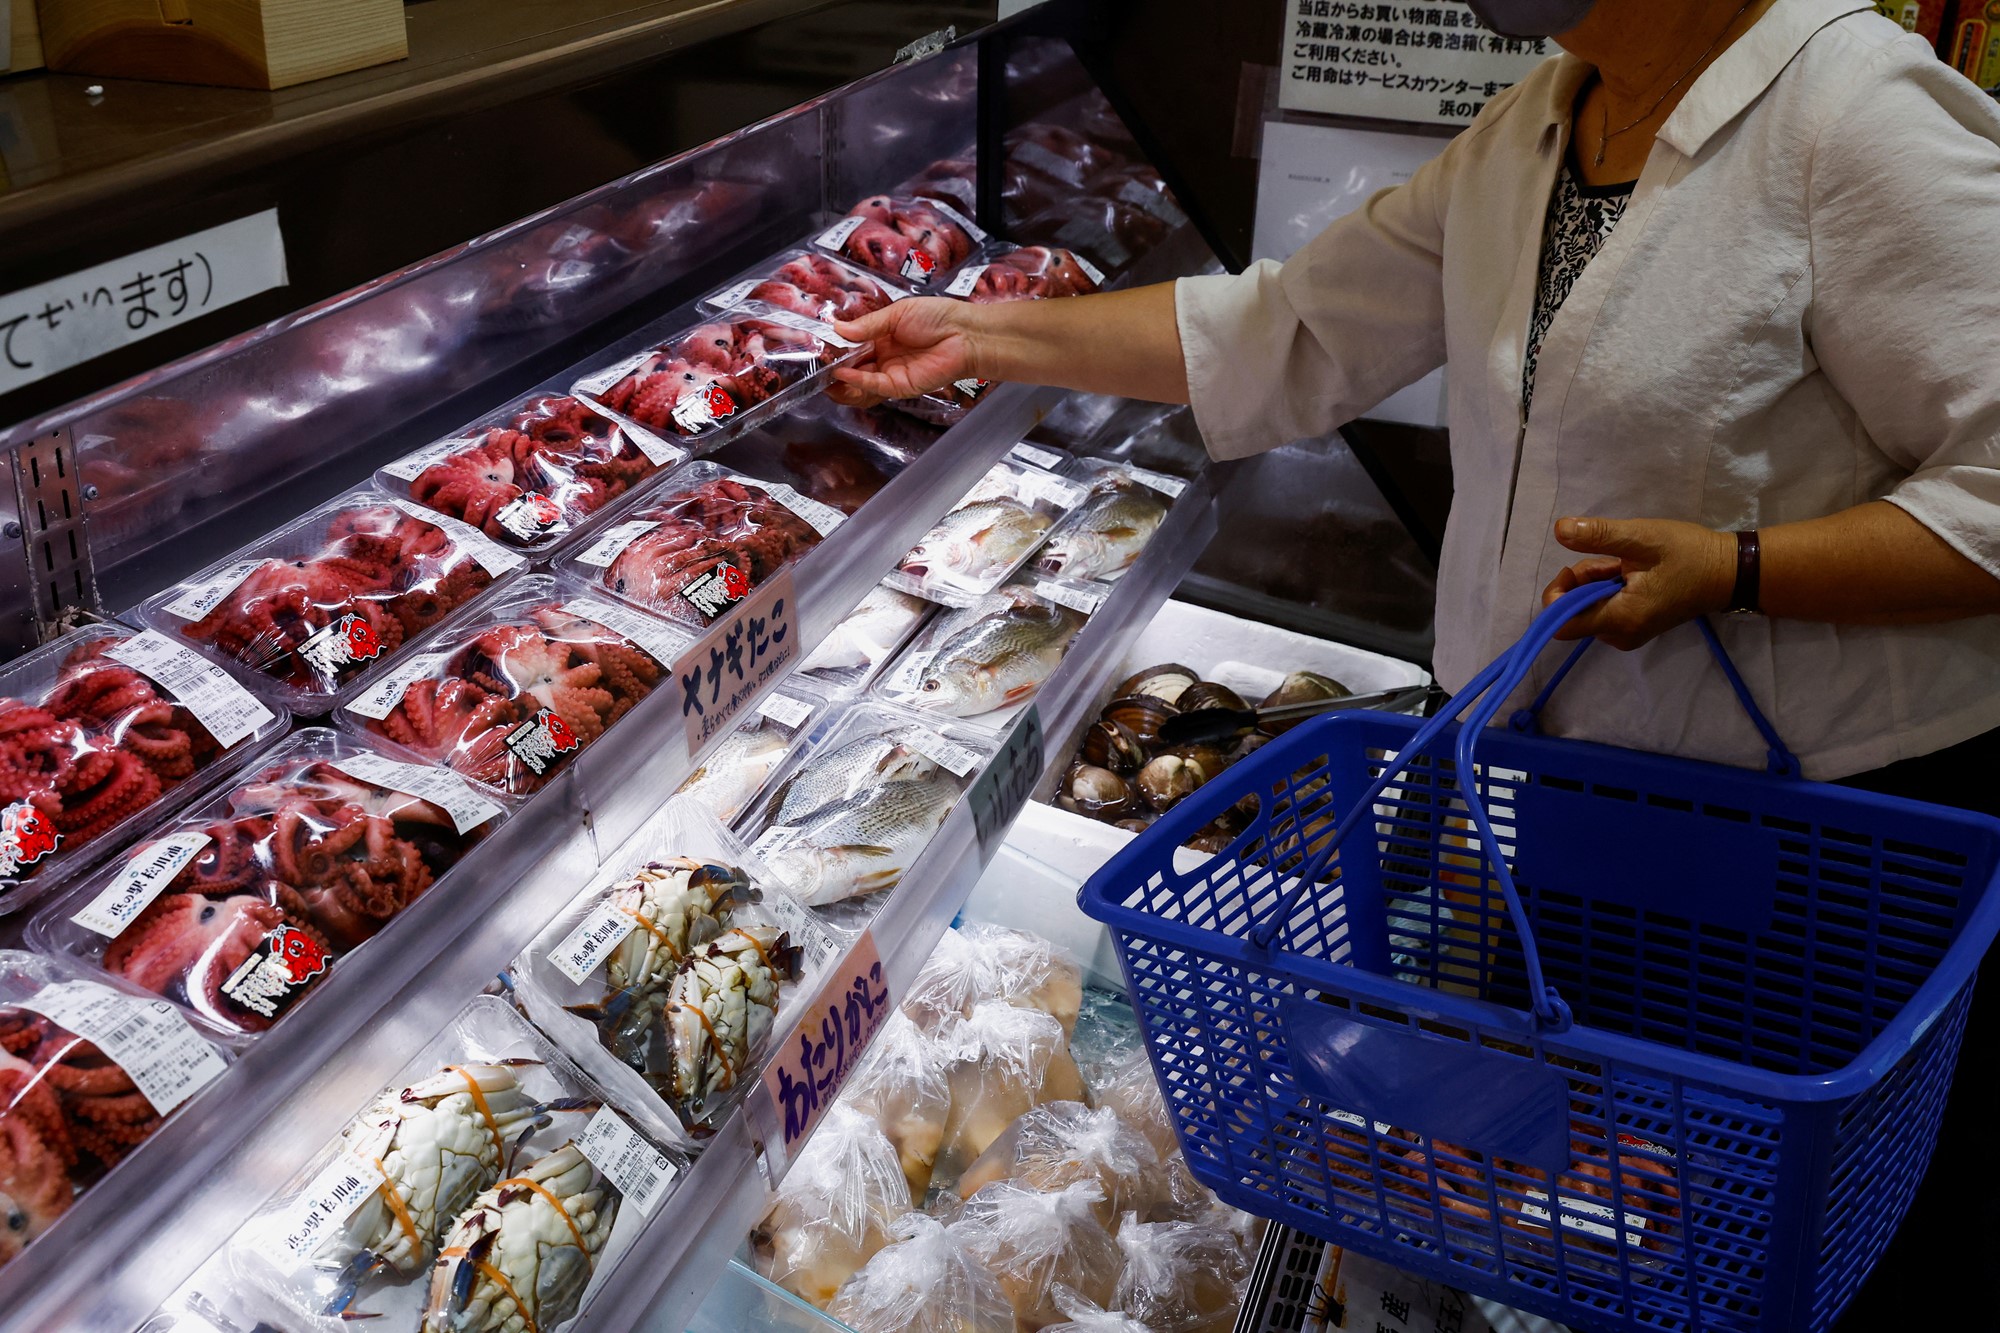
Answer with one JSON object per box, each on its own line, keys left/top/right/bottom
{"left": 830, "top": 299, "right": 984, "bottom": 407}
{"left": 1540, "top": 516, "right": 1737, "bottom": 649}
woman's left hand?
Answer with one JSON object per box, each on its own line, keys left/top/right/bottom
{"left": 1541, "top": 516, "right": 1738, "bottom": 649}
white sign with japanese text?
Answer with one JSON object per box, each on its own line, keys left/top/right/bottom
{"left": 1279, "top": 1, "right": 1551, "bottom": 127}
{"left": 0, "top": 210, "right": 288, "bottom": 395}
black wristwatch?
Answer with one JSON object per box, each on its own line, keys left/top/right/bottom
{"left": 1726, "top": 529, "right": 1761, "bottom": 615}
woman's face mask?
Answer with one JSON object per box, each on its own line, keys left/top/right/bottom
{"left": 1463, "top": 0, "right": 1600, "bottom": 38}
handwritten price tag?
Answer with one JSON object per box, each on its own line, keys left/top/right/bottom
{"left": 673, "top": 570, "right": 799, "bottom": 752}
{"left": 752, "top": 930, "right": 892, "bottom": 1182}
{"left": 968, "top": 704, "right": 1043, "bottom": 859}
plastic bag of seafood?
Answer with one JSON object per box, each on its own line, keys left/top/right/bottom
{"left": 375, "top": 391, "right": 686, "bottom": 552}
{"left": 572, "top": 303, "right": 862, "bottom": 449}
{"left": 955, "top": 1101, "right": 1162, "bottom": 1231}
{"left": 881, "top": 460, "right": 1091, "bottom": 606}
{"left": 1111, "top": 1216, "right": 1253, "bottom": 1333}
{"left": 797, "top": 584, "right": 938, "bottom": 696}
{"left": 838, "top": 1009, "right": 952, "bottom": 1206}
{"left": 937, "top": 242, "right": 1105, "bottom": 304}
{"left": 811, "top": 193, "right": 985, "bottom": 289}
{"left": 901, "top": 921, "right": 1083, "bottom": 1037}
{"left": 556, "top": 460, "right": 829, "bottom": 629}
{"left": 875, "top": 579, "right": 1088, "bottom": 724}
{"left": 945, "top": 1179, "right": 1123, "bottom": 1331}
{"left": 514, "top": 796, "right": 839, "bottom": 1143}
{"left": 0, "top": 623, "right": 290, "bottom": 916}
{"left": 826, "top": 1211, "right": 1015, "bottom": 1333}
{"left": 336, "top": 572, "right": 691, "bottom": 798}
{"left": 930, "top": 1000, "right": 1087, "bottom": 1188}
{"left": 0, "top": 950, "right": 234, "bottom": 1272}
{"left": 219, "top": 994, "right": 676, "bottom": 1332}
{"left": 130, "top": 485, "right": 528, "bottom": 714}
{"left": 673, "top": 684, "right": 828, "bottom": 826}
{"left": 750, "top": 1101, "right": 914, "bottom": 1307}
{"left": 1031, "top": 457, "right": 1185, "bottom": 584}
{"left": 734, "top": 702, "right": 992, "bottom": 915}
{"left": 1039, "top": 1289, "right": 1155, "bottom": 1333}
{"left": 29, "top": 727, "right": 506, "bottom": 1038}
{"left": 699, "top": 247, "right": 910, "bottom": 325}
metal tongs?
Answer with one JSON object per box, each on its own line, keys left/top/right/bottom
{"left": 1157, "top": 682, "right": 1440, "bottom": 748}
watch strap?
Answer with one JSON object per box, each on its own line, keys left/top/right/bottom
{"left": 1728, "top": 529, "right": 1761, "bottom": 615}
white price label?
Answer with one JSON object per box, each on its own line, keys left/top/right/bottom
{"left": 904, "top": 725, "right": 980, "bottom": 778}
{"left": 756, "top": 692, "right": 815, "bottom": 730}
{"left": 1013, "top": 140, "right": 1086, "bottom": 187}
{"left": 762, "top": 890, "right": 842, "bottom": 970}
{"left": 1071, "top": 252, "right": 1107, "bottom": 288}
{"left": 573, "top": 351, "right": 651, "bottom": 400}
{"left": 161, "top": 559, "right": 266, "bottom": 622}
{"left": 762, "top": 482, "right": 847, "bottom": 537}
{"left": 942, "top": 264, "right": 986, "bottom": 299}
{"left": 1034, "top": 580, "right": 1106, "bottom": 616}
{"left": 752, "top": 307, "right": 857, "bottom": 348}
{"left": 562, "top": 597, "right": 690, "bottom": 668}
{"left": 574, "top": 520, "right": 660, "bottom": 569}
{"left": 1127, "top": 465, "right": 1188, "bottom": 498}
{"left": 328, "top": 753, "right": 502, "bottom": 836}
{"left": 17, "top": 980, "right": 226, "bottom": 1114}
{"left": 1017, "top": 469, "right": 1088, "bottom": 510}
{"left": 342, "top": 650, "right": 451, "bottom": 722}
{"left": 71, "top": 832, "right": 212, "bottom": 938}
{"left": 262, "top": 1150, "right": 381, "bottom": 1262}
{"left": 816, "top": 215, "right": 868, "bottom": 253}
{"left": 885, "top": 648, "right": 936, "bottom": 694}
{"left": 104, "top": 631, "right": 274, "bottom": 748}
{"left": 380, "top": 437, "right": 473, "bottom": 483}
{"left": 620, "top": 419, "right": 682, "bottom": 468}
{"left": 386, "top": 498, "right": 526, "bottom": 577}
{"left": 752, "top": 824, "right": 799, "bottom": 859}
{"left": 549, "top": 897, "right": 639, "bottom": 986}
{"left": 705, "top": 278, "right": 760, "bottom": 311}
{"left": 1008, "top": 442, "right": 1065, "bottom": 471}
{"left": 576, "top": 1108, "right": 678, "bottom": 1216}
{"left": 1118, "top": 178, "right": 1186, "bottom": 224}
{"left": 923, "top": 195, "right": 987, "bottom": 243}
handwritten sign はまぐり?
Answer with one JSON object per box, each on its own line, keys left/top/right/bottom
{"left": 968, "top": 704, "right": 1043, "bottom": 859}
{"left": 754, "top": 930, "right": 892, "bottom": 1180}
{"left": 674, "top": 569, "right": 798, "bottom": 751}
{"left": 1278, "top": 1, "right": 1550, "bottom": 127}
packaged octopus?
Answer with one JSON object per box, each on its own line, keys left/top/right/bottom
{"left": 876, "top": 580, "right": 1088, "bottom": 725}
{"left": 955, "top": 1102, "right": 1161, "bottom": 1232}
{"left": 797, "top": 584, "right": 937, "bottom": 695}
{"left": 809, "top": 399, "right": 947, "bottom": 464}
{"left": 946, "top": 1179, "right": 1122, "bottom": 1331}
{"left": 375, "top": 392, "right": 685, "bottom": 550}
{"left": 557, "top": 460, "right": 829, "bottom": 629}
{"left": 514, "top": 797, "right": 837, "bottom": 1142}
{"left": 1110, "top": 1217, "right": 1252, "bottom": 1333}
{"left": 882, "top": 372, "right": 994, "bottom": 429}
{"left": 673, "top": 685, "right": 827, "bottom": 825}
{"left": 931, "top": 1000, "right": 1087, "bottom": 1187}
{"left": 29, "top": 728, "right": 505, "bottom": 1038}
{"left": 750, "top": 1101, "right": 914, "bottom": 1308}
{"left": 826, "top": 1212, "right": 1015, "bottom": 1333}
{"left": 699, "top": 248, "right": 909, "bottom": 324}
{"left": 1015, "top": 196, "right": 1162, "bottom": 276}
{"left": 840, "top": 1009, "right": 951, "bottom": 1205}
{"left": 812, "top": 193, "right": 985, "bottom": 289}
{"left": 133, "top": 487, "right": 527, "bottom": 713}
{"left": 222, "top": 994, "right": 677, "bottom": 1332}
{"left": 337, "top": 573, "right": 690, "bottom": 797}
{"left": 902, "top": 922, "right": 1083, "bottom": 1037}
{"left": 0, "top": 623, "right": 287, "bottom": 915}
{"left": 881, "top": 460, "right": 1091, "bottom": 605}
{"left": 707, "top": 409, "right": 914, "bottom": 519}
{"left": 895, "top": 153, "right": 977, "bottom": 217}
{"left": 0, "top": 950, "right": 233, "bottom": 1272}
{"left": 1031, "top": 457, "right": 1183, "bottom": 584}
{"left": 939, "top": 243, "right": 1105, "bottom": 304}
{"left": 737, "top": 702, "right": 990, "bottom": 912}
{"left": 572, "top": 304, "right": 859, "bottom": 447}
{"left": 1004, "top": 123, "right": 1132, "bottom": 197}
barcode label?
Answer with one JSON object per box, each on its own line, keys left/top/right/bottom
{"left": 923, "top": 195, "right": 987, "bottom": 243}
{"left": 342, "top": 650, "right": 451, "bottom": 721}
{"left": 576, "top": 1108, "right": 678, "bottom": 1216}
{"left": 1071, "top": 252, "right": 1107, "bottom": 288}
{"left": 1034, "top": 580, "right": 1106, "bottom": 615}
{"left": 762, "top": 890, "right": 842, "bottom": 971}
{"left": 942, "top": 264, "right": 986, "bottom": 299}
{"left": 574, "top": 520, "right": 660, "bottom": 569}
{"left": 904, "top": 725, "right": 980, "bottom": 777}
{"left": 885, "top": 648, "right": 936, "bottom": 693}
{"left": 328, "top": 753, "right": 502, "bottom": 835}
{"left": 261, "top": 1150, "right": 380, "bottom": 1262}
{"left": 386, "top": 498, "right": 526, "bottom": 577}
{"left": 562, "top": 597, "right": 689, "bottom": 668}
{"left": 17, "top": 979, "right": 227, "bottom": 1115}
{"left": 161, "top": 559, "right": 267, "bottom": 622}
{"left": 752, "top": 307, "right": 856, "bottom": 348}
{"left": 103, "top": 631, "right": 274, "bottom": 748}
{"left": 1008, "top": 442, "right": 1065, "bottom": 471}
{"left": 762, "top": 483, "right": 847, "bottom": 537}
{"left": 1016, "top": 469, "right": 1088, "bottom": 510}
{"left": 548, "top": 897, "right": 638, "bottom": 986}
{"left": 71, "top": 832, "right": 212, "bottom": 938}
{"left": 380, "top": 437, "right": 473, "bottom": 483}
{"left": 621, "top": 420, "right": 682, "bottom": 467}
{"left": 1127, "top": 465, "right": 1188, "bottom": 497}
{"left": 756, "top": 692, "right": 815, "bottom": 730}
{"left": 816, "top": 215, "right": 868, "bottom": 252}
{"left": 1012, "top": 140, "right": 1085, "bottom": 187}
{"left": 704, "top": 278, "right": 759, "bottom": 312}
{"left": 751, "top": 823, "right": 799, "bottom": 859}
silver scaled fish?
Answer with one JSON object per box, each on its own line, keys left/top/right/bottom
{"left": 763, "top": 729, "right": 940, "bottom": 828}
{"left": 899, "top": 496, "right": 1052, "bottom": 591}
{"left": 676, "top": 726, "right": 792, "bottom": 823}
{"left": 1035, "top": 476, "right": 1168, "bottom": 581}
{"left": 905, "top": 595, "right": 1084, "bottom": 717}
{"left": 764, "top": 774, "right": 962, "bottom": 906}
{"left": 800, "top": 585, "right": 931, "bottom": 673}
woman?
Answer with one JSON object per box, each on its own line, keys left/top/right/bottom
{"left": 833, "top": 0, "right": 2000, "bottom": 1319}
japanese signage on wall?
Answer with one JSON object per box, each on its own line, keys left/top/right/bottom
{"left": 1280, "top": 2, "right": 1552, "bottom": 127}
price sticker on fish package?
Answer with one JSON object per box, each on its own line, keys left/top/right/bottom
{"left": 672, "top": 569, "right": 799, "bottom": 751}
{"left": 751, "top": 929, "right": 892, "bottom": 1183}
{"left": 969, "top": 704, "right": 1043, "bottom": 859}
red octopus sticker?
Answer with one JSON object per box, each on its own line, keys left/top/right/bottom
{"left": 496, "top": 492, "right": 564, "bottom": 542}
{"left": 0, "top": 801, "right": 60, "bottom": 875}
{"left": 504, "top": 707, "right": 583, "bottom": 777}
{"left": 670, "top": 382, "right": 739, "bottom": 435}
{"left": 297, "top": 612, "right": 386, "bottom": 681}
{"left": 220, "top": 923, "right": 337, "bottom": 1021}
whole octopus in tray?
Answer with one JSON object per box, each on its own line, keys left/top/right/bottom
{"left": 585, "top": 314, "right": 845, "bottom": 439}
{"left": 826, "top": 194, "right": 981, "bottom": 286}
{"left": 366, "top": 602, "right": 664, "bottom": 794}
{"left": 596, "top": 475, "right": 822, "bottom": 626}
{"left": 950, "top": 246, "right": 1101, "bottom": 304}
{"left": 1058, "top": 665, "right": 1352, "bottom": 851}
{"left": 734, "top": 253, "right": 903, "bottom": 325}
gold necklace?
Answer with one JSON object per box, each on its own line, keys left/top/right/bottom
{"left": 1593, "top": 0, "right": 1755, "bottom": 166}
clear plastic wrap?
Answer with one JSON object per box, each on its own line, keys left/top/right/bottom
{"left": 1092, "top": 1053, "right": 1177, "bottom": 1160}
{"left": 876, "top": 581, "right": 1088, "bottom": 724}
{"left": 946, "top": 1179, "right": 1122, "bottom": 1331}
{"left": 699, "top": 249, "right": 908, "bottom": 325}
{"left": 825, "top": 1212, "right": 1015, "bottom": 1333}
{"left": 0, "top": 950, "right": 233, "bottom": 1272}
{"left": 939, "top": 244, "right": 1104, "bottom": 304}
{"left": 932, "top": 1000, "right": 1087, "bottom": 1187}
{"left": 813, "top": 194, "right": 986, "bottom": 289}
{"left": 1004, "top": 123, "right": 1131, "bottom": 194}
{"left": 1031, "top": 458, "right": 1181, "bottom": 584}
{"left": 219, "top": 995, "right": 672, "bottom": 1331}
{"left": 956, "top": 1101, "right": 1160, "bottom": 1231}
{"left": 811, "top": 400, "right": 946, "bottom": 463}
{"left": 751, "top": 1102, "right": 914, "bottom": 1308}
{"left": 1041, "top": 1290, "right": 1152, "bottom": 1333}
{"left": 1014, "top": 197, "right": 1162, "bottom": 276}
{"left": 338, "top": 573, "right": 688, "bottom": 797}
{"left": 1111, "top": 1217, "right": 1252, "bottom": 1333}
{"left": 797, "top": 585, "right": 936, "bottom": 695}
{"left": 840, "top": 1010, "right": 951, "bottom": 1206}
{"left": 902, "top": 923, "right": 1083, "bottom": 1037}
{"left": 0, "top": 624, "right": 287, "bottom": 915}
{"left": 573, "top": 305, "right": 859, "bottom": 447}
{"left": 896, "top": 155, "right": 977, "bottom": 217}
{"left": 514, "top": 798, "right": 833, "bottom": 1143}
{"left": 132, "top": 487, "right": 526, "bottom": 713}
{"left": 375, "top": 392, "right": 684, "bottom": 550}
{"left": 881, "top": 461, "right": 1090, "bottom": 605}
{"left": 737, "top": 703, "right": 990, "bottom": 912}
{"left": 707, "top": 411, "right": 913, "bottom": 518}
{"left": 29, "top": 728, "right": 505, "bottom": 1037}
{"left": 558, "top": 461, "right": 828, "bottom": 629}
{"left": 673, "top": 687, "right": 825, "bottom": 825}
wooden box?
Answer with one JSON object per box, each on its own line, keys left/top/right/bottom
{"left": 36, "top": 0, "right": 406, "bottom": 90}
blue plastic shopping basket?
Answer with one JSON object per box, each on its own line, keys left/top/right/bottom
{"left": 1079, "top": 581, "right": 2000, "bottom": 1333}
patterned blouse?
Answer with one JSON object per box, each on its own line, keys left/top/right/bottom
{"left": 1522, "top": 164, "right": 1636, "bottom": 411}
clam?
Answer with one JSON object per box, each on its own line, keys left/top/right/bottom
{"left": 1103, "top": 694, "right": 1177, "bottom": 747}
{"left": 1082, "top": 718, "right": 1148, "bottom": 773}
{"left": 1184, "top": 818, "right": 1238, "bottom": 854}
{"left": 1234, "top": 733, "right": 1269, "bottom": 759}
{"left": 1258, "top": 671, "right": 1351, "bottom": 734}
{"left": 1058, "top": 763, "right": 1139, "bottom": 821}
{"left": 1114, "top": 818, "right": 1152, "bottom": 834}
{"left": 1112, "top": 663, "right": 1199, "bottom": 706}
{"left": 1176, "top": 681, "right": 1247, "bottom": 715}
{"left": 1136, "top": 753, "right": 1205, "bottom": 812}
{"left": 1159, "top": 744, "right": 1230, "bottom": 781}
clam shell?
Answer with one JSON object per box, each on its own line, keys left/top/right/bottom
{"left": 1136, "top": 753, "right": 1204, "bottom": 812}
{"left": 1102, "top": 694, "right": 1177, "bottom": 746}
{"left": 1059, "top": 763, "right": 1138, "bottom": 821}
{"left": 1258, "top": 671, "right": 1352, "bottom": 734}
{"left": 1112, "top": 663, "right": 1200, "bottom": 706}
{"left": 1176, "top": 681, "right": 1247, "bottom": 715}
{"left": 1114, "top": 817, "right": 1153, "bottom": 833}
{"left": 1158, "top": 744, "right": 1230, "bottom": 783}
{"left": 1081, "top": 718, "right": 1147, "bottom": 773}
{"left": 1184, "top": 818, "right": 1238, "bottom": 854}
